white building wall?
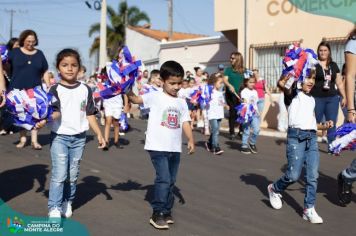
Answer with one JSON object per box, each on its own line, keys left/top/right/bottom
{"left": 126, "top": 28, "right": 160, "bottom": 70}
{"left": 159, "top": 36, "right": 237, "bottom": 74}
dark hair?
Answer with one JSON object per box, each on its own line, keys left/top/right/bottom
{"left": 160, "top": 60, "right": 184, "bottom": 81}
{"left": 193, "top": 67, "right": 201, "bottom": 73}
{"left": 56, "top": 48, "right": 81, "bottom": 69}
{"left": 208, "top": 72, "right": 223, "bottom": 85}
{"left": 317, "top": 41, "right": 333, "bottom": 66}
{"left": 18, "top": 29, "right": 38, "bottom": 47}
{"left": 150, "top": 69, "right": 160, "bottom": 77}
{"left": 6, "top": 37, "right": 18, "bottom": 50}
{"left": 347, "top": 26, "right": 356, "bottom": 40}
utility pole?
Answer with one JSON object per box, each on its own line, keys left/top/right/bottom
{"left": 99, "top": 0, "right": 107, "bottom": 69}
{"left": 124, "top": 0, "right": 128, "bottom": 45}
{"left": 5, "top": 9, "right": 16, "bottom": 39}
{"left": 244, "top": 0, "right": 247, "bottom": 63}
{"left": 168, "top": 0, "right": 173, "bottom": 41}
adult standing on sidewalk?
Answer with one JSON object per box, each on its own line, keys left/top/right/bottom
{"left": 6, "top": 29, "right": 50, "bottom": 149}
{"left": 223, "top": 52, "right": 244, "bottom": 140}
{"left": 310, "top": 41, "right": 346, "bottom": 152}
{"left": 336, "top": 27, "right": 356, "bottom": 206}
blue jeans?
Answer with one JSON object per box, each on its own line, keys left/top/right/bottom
{"left": 241, "top": 116, "right": 260, "bottom": 147}
{"left": 273, "top": 128, "right": 320, "bottom": 209}
{"left": 257, "top": 98, "right": 265, "bottom": 114}
{"left": 148, "top": 151, "right": 180, "bottom": 214}
{"left": 314, "top": 95, "right": 339, "bottom": 144}
{"left": 48, "top": 132, "right": 86, "bottom": 210}
{"left": 208, "top": 119, "right": 221, "bottom": 149}
{"left": 342, "top": 158, "right": 356, "bottom": 183}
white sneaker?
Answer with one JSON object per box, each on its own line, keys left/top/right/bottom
{"left": 197, "top": 120, "right": 204, "bottom": 128}
{"left": 268, "top": 184, "right": 282, "bottom": 209}
{"left": 303, "top": 207, "right": 323, "bottom": 224}
{"left": 48, "top": 207, "right": 61, "bottom": 218}
{"left": 62, "top": 201, "right": 73, "bottom": 218}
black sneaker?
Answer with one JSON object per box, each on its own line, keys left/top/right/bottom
{"left": 164, "top": 213, "right": 174, "bottom": 224}
{"left": 114, "top": 142, "right": 123, "bottom": 149}
{"left": 241, "top": 146, "right": 251, "bottom": 154}
{"left": 249, "top": 144, "right": 258, "bottom": 154}
{"left": 337, "top": 173, "right": 352, "bottom": 206}
{"left": 150, "top": 212, "right": 169, "bottom": 229}
{"left": 205, "top": 142, "right": 212, "bottom": 152}
{"left": 213, "top": 147, "right": 224, "bottom": 155}
{"left": 103, "top": 144, "right": 109, "bottom": 151}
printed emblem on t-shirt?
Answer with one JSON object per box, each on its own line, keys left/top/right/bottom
{"left": 80, "top": 100, "right": 87, "bottom": 112}
{"left": 161, "top": 107, "right": 181, "bottom": 129}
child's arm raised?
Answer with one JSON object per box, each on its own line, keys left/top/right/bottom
{"left": 182, "top": 121, "right": 195, "bottom": 154}
{"left": 127, "top": 89, "right": 143, "bottom": 104}
{"left": 87, "top": 115, "right": 106, "bottom": 148}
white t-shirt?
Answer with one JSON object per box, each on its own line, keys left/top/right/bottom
{"left": 178, "top": 87, "right": 192, "bottom": 99}
{"left": 207, "top": 89, "right": 225, "bottom": 120}
{"left": 50, "top": 82, "right": 96, "bottom": 135}
{"left": 241, "top": 88, "right": 258, "bottom": 110}
{"left": 103, "top": 94, "right": 123, "bottom": 109}
{"left": 288, "top": 90, "right": 317, "bottom": 130}
{"left": 142, "top": 91, "right": 191, "bottom": 152}
{"left": 345, "top": 38, "right": 356, "bottom": 54}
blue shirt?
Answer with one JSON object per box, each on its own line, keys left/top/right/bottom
{"left": 8, "top": 48, "right": 48, "bottom": 90}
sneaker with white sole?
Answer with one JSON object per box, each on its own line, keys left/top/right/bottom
{"left": 150, "top": 212, "right": 169, "bottom": 230}
{"left": 302, "top": 207, "right": 323, "bottom": 224}
{"left": 62, "top": 201, "right": 73, "bottom": 218}
{"left": 267, "top": 184, "right": 282, "bottom": 209}
{"left": 48, "top": 207, "right": 61, "bottom": 222}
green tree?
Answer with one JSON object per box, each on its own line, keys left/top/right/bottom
{"left": 88, "top": 1, "right": 150, "bottom": 59}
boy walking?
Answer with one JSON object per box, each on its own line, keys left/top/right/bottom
{"left": 128, "top": 60, "right": 195, "bottom": 230}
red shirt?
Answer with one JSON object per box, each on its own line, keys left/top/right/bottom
{"left": 255, "top": 79, "right": 265, "bottom": 99}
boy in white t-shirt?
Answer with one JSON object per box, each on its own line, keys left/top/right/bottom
{"left": 267, "top": 72, "right": 333, "bottom": 224}
{"left": 127, "top": 60, "right": 195, "bottom": 230}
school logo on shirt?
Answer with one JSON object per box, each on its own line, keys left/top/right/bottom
{"left": 80, "top": 100, "right": 86, "bottom": 112}
{"left": 161, "top": 107, "right": 180, "bottom": 129}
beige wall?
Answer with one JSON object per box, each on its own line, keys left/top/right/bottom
{"left": 215, "top": 0, "right": 354, "bottom": 62}
{"left": 159, "top": 36, "right": 237, "bottom": 74}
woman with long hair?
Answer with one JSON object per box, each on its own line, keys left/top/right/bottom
{"left": 310, "top": 41, "right": 346, "bottom": 152}
{"left": 223, "top": 52, "right": 245, "bottom": 140}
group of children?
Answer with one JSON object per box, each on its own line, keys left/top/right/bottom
{"left": 2, "top": 44, "right": 353, "bottom": 232}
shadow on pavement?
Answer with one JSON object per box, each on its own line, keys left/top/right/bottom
{"left": 110, "top": 179, "right": 185, "bottom": 205}
{"left": 0, "top": 164, "right": 48, "bottom": 203}
{"left": 240, "top": 173, "right": 303, "bottom": 215}
{"left": 72, "top": 176, "right": 113, "bottom": 210}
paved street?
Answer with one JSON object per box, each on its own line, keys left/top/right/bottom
{"left": 0, "top": 119, "right": 355, "bottom": 236}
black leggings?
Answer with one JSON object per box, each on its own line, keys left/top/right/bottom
{"left": 225, "top": 91, "right": 240, "bottom": 135}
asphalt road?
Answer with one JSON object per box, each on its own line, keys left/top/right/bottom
{"left": 0, "top": 119, "right": 355, "bottom": 236}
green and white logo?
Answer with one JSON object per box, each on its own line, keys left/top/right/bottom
{"left": 289, "top": 0, "right": 356, "bottom": 23}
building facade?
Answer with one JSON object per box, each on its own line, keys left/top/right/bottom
{"left": 214, "top": 0, "right": 354, "bottom": 89}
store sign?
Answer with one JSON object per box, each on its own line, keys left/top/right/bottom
{"left": 290, "top": 0, "right": 356, "bottom": 23}
{"left": 267, "top": 0, "right": 356, "bottom": 23}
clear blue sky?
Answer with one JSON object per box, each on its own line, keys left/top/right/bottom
{"left": 0, "top": 0, "right": 218, "bottom": 72}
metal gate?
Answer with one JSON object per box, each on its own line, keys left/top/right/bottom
{"left": 250, "top": 41, "right": 298, "bottom": 91}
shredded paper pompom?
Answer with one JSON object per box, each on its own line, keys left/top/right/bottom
{"left": 94, "top": 46, "right": 142, "bottom": 99}
{"left": 235, "top": 103, "right": 257, "bottom": 124}
{"left": 282, "top": 43, "right": 318, "bottom": 88}
{"left": 188, "top": 84, "right": 213, "bottom": 109}
{"left": 6, "top": 86, "right": 53, "bottom": 130}
{"left": 329, "top": 123, "right": 356, "bottom": 155}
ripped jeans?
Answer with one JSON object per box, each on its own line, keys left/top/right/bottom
{"left": 273, "top": 128, "right": 319, "bottom": 209}
{"left": 48, "top": 132, "right": 86, "bottom": 210}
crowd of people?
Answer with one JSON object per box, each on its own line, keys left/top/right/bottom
{"left": 0, "top": 26, "right": 355, "bottom": 230}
